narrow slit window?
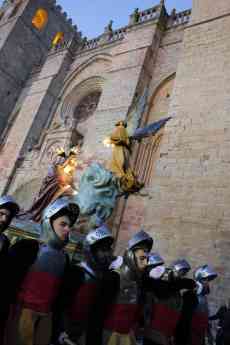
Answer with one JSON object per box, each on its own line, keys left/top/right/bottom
{"left": 52, "top": 32, "right": 64, "bottom": 47}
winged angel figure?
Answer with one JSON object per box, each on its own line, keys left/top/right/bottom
{"left": 105, "top": 117, "right": 171, "bottom": 194}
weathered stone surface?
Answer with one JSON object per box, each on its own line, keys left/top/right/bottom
{"left": 2, "top": 0, "right": 230, "bottom": 306}
{"left": 0, "top": 0, "right": 76, "bottom": 135}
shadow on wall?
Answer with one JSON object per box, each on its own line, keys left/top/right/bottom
{"left": 12, "top": 178, "right": 42, "bottom": 210}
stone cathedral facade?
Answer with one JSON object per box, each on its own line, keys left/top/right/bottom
{"left": 0, "top": 0, "right": 230, "bottom": 303}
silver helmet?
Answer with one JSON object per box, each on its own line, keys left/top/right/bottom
{"left": 194, "top": 265, "right": 218, "bottom": 282}
{"left": 171, "top": 259, "right": 191, "bottom": 277}
{"left": 41, "top": 197, "right": 79, "bottom": 244}
{"left": 122, "top": 231, "right": 152, "bottom": 279}
{"left": 0, "top": 195, "right": 20, "bottom": 217}
{"left": 83, "top": 224, "right": 114, "bottom": 270}
{"left": 148, "top": 252, "right": 165, "bottom": 268}
{"left": 128, "top": 230, "right": 153, "bottom": 252}
{"left": 85, "top": 225, "right": 114, "bottom": 247}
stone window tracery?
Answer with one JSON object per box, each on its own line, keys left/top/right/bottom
{"left": 74, "top": 91, "right": 101, "bottom": 123}
{"left": 68, "top": 91, "right": 102, "bottom": 147}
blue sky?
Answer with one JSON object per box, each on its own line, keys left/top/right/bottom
{"left": 0, "top": 0, "right": 192, "bottom": 38}
{"left": 58, "top": 0, "right": 193, "bottom": 38}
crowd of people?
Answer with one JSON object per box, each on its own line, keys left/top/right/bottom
{"left": 0, "top": 195, "right": 229, "bottom": 345}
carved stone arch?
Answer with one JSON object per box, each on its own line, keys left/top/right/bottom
{"left": 135, "top": 73, "right": 176, "bottom": 186}
{"left": 147, "top": 73, "right": 176, "bottom": 123}
{"left": 60, "top": 77, "right": 105, "bottom": 145}
{"left": 12, "top": 178, "right": 42, "bottom": 210}
{"left": 61, "top": 53, "right": 112, "bottom": 97}
{"left": 49, "top": 54, "right": 111, "bottom": 137}
{"left": 112, "top": 74, "right": 177, "bottom": 250}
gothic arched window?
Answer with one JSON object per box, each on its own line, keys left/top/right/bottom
{"left": 52, "top": 32, "right": 64, "bottom": 47}
{"left": 135, "top": 76, "right": 175, "bottom": 186}
{"left": 32, "top": 8, "right": 48, "bottom": 31}
{"left": 74, "top": 91, "right": 101, "bottom": 123}
{"left": 69, "top": 91, "right": 102, "bottom": 147}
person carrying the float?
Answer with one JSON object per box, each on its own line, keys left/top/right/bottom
{"left": 143, "top": 258, "right": 196, "bottom": 345}
{"left": 4, "top": 197, "right": 79, "bottom": 345}
{"left": 173, "top": 260, "right": 200, "bottom": 345}
{"left": 143, "top": 252, "right": 166, "bottom": 345}
{"left": 57, "top": 224, "right": 115, "bottom": 345}
{"left": 85, "top": 229, "right": 153, "bottom": 345}
{"left": 209, "top": 299, "right": 230, "bottom": 345}
{"left": 190, "top": 265, "right": 218, "bottom": 345}
{"left": 0, "top": 195, "right": 20, "bottom": 258}
{"left": 0, "top": 196, "right": 20, "bottom": 342}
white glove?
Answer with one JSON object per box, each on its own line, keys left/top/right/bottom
{"left": 58, "top": 332, "right": 77, "bottom": 345}
{"left": 149, "top": 265, "right": 166, "bottom": 279}
{"left": 196, "top": 281, "right": 203, "bottom": 295}
{"left": 109, "top": 256, "right": 123, "bottom": 270}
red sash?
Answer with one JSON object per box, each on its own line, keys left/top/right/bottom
{"left": 68, "top": 282, "right": 97, "bottom": 321}
{"left": 191, "top": 311, "right": 208, "bottom": 345}
{"left": 104, "top": 304, "right": 142, "bottom": 334}
{"left": 18, "top": 271, "right": 61, "bottom": 313}
{"left": 150, "top": 302, "right": 181, "bottom": 337}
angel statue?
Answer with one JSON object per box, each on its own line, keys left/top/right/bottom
{"left": 19, "top": 146, "right": 80, "bottom": 222}
{"left": 105, "top": 117, "right": 171, "bottom": 194}
{"left": 105, "top": 120, "right": 143, "bottom": 193}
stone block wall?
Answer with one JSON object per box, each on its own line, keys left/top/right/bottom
{"left": 118, "top": 0, "right": 230, "bottom": 304}
{"left": 0, "top": 0, "right": 78, "bottom": 137}
{"left": 2, "top": 7, "right": 162, "bottom": 207}
{"left": 115, "top": 24, "right": 186, "bottom": 254}
{"left": 192, "top": 0, "right": 230, "bottom": 23}
{"left": 7, "top": 0, "right": 230, "bottom": 306}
